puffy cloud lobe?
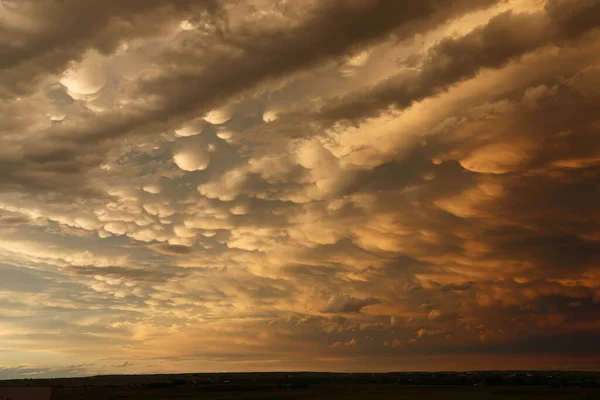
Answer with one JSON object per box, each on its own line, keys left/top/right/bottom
{"left": 0, "top": 3, "right": 221, "bottom": 106}
{"left": 0, "top": 0, "right": 498, "bottom": 194}
{"left": 322, "top": 294, "right": 381, "bottom": 314}
{"left": 142, "top": 184, "right": 161, "bottom": 194}
{"left": 204, "top": 105, "right": 233, "bottom": 125}
{"left": 104, "top": 222, "right": 128, "bottom": 235}
{"left": 262, "top": 110, "right": 278, "bottom": 122}
{"left": 173, "top": 147, "right": 210, "bottom": 171}
{"left": 459, "top": 141, "right": 534, "bottom": 174}
{"left": 60, "top": 52, "right": 108, "bottom": 99}
{"left": 175, "top": 120, "right": 205, "bottom": 137}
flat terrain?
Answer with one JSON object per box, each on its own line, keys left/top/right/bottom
{"left": 1, "top": 372, "right": 599, "bottom": 399}
{"left": 50, "top": 384, "right": 600, "bottom": 400}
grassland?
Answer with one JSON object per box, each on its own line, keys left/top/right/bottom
{"left": 50, "top": 384, "right": 600, "bottom": 400}
{"left": 1, "top": 371, "right": 598, "bottom": 399}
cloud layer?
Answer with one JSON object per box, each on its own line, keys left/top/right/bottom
{"left": 0, "top": 0, "right": 599, "bottom": 377}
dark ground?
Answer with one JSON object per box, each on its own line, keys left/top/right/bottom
{"left": 43, "top": 385, "right": 600, "bottom": 400}
{"left": 1, "top": 371, "right": 599, "bottom": 399}
{"left": 50, "top": 385, "right": 600, "bottom": 400}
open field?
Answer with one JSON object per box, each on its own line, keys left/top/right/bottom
{"left": 48, "top": 384, "right": 600, "bottom": 400}
{"left": 1, "top": 372, "right": 599, "bottom": 399}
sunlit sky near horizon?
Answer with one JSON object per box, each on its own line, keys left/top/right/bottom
{"left": 0, "top": 0, "right": 599, "bottom": 379}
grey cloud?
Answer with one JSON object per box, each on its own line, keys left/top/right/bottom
{"left": 149, "top": 243, "right": 194, "bottom": 255}
{"left": 450, "top": 332, "right": 600, "bottom": 356}
{"left": 0, "top": 0, "right": 221, "bottom": 97}
{"left": 0, "top": 0, "right": 497, "bottom": 195}
{"left": 319, "top": 3, "right": 600, "bottom": 122}
{"left": 112, "top": 361, "right": 134, "bottom": 368}
{"left": 282, "top": 264, "right": 340, "bottom": 279}
{"left": 0, "top": 0, "right": 599, "bottom": 375}
{"left": 545, "top": 0, "right": 600, "bottom": 38}
{"left": 0, "top": 211, "right": 30, "bottom": 225}
{"left": 0, "top": 364, "right": 94, "bottom": 379}
{"left": 322, "top": 294, "right": 381, "bottom": 314}
{"left": 139, "top": 0, "right": 498, "bottom": 114}
{"left": 65, "top": 265, "right": 185, "bottom": 283}
{"left": 0, "top": 264, "right": 54, "bottom": 292}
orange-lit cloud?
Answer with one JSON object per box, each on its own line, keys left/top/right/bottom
{"left": 0, "top": 0, "right": 599, "bottom": 378}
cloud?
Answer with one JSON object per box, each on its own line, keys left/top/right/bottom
{"left": 66, "top": 265, "right": 183, "bottom": 283}
{"left": 0, "top": 0, "right": 499, "bottom": 197}
{"left": 567, "top": 65, "right": 600, "bottom": 95}
{"left": 318, "top": 2, "right": 600, "bottom": 122}
{"left": 331, "top": 338, "right": 358, "bottom": 348}
{"left": 113, "top": 361, "right": 134, "bottom": 368}
{"left": 149, "top": 244, "right": 194, "bottom": 255}
{"left": 441, "top": 282, "right": 474, "bottom": 292}
{"left": 0, "top": 364, "right": 95, "bottom": 379}
{"left": 322, "top": 294, "right": 381, "bottom": 314}
{"left": 0, "top": 0, "right": 599, "bottom": 377}
{"left": 0, "top": 0, "right": 221, "bottom": 97}
{"left": 173, "top": 147, "right": 210, "bottom": 171}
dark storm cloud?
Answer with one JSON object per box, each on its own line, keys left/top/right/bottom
{"left": 545, "top": 0, "right": 600, "bottom": 38}
{"left": 438, "top": 90, "right": 600, "bottom": 280}
{"left": 0, "top": 0, "right": 498, "bottom": 196}
{"left": 480, "top": 196, "right": 600, "bottom": 278}
{"left": 1, "top": 0, "right": 600, "bottom": 376}
{"left": 450, "top": 332, "right": 600, "bottom": 356}
{"left": 0, "top": 0, "right": 221, "bottom": 96}
{"left": 42, "top": 1, "right": 500, "bottom": 138}
{"left": 320, "top": 1, "right": 600, "bottom": 122}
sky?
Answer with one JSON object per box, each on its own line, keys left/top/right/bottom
{"left": 0, "top": 0, "right": 599, "bottom": 379}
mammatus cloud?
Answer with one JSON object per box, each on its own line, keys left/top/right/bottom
{"left": 0, "top": 0, "right": 599, "bottom": 378}
{"left": 322, "top": 294, "right": 381, "bottom": 314}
